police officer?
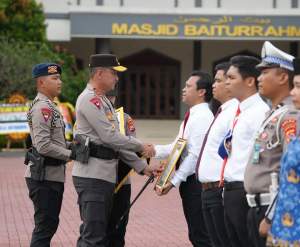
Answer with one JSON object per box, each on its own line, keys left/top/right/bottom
{"left": 72, "top": 54, "right": 156, "bottom": 246}
{"left": 244, "top": 41, "right": 298, "bottom": 247}
{"left": 25, "top": 63, "right": 75, "bottom": 247}
{"left": 105, "top": 88, "right": 134, "bottom": 247}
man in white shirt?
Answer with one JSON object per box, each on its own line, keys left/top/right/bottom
{"left": 154, "top": 71, "right": 214, "bottom": 247}
{"left": 196, "top": 62, "right": 238, "bottom": 247}
{"left": 220, "top": 55, "right": 270, "bottom": 247}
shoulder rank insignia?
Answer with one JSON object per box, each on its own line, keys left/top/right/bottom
{"left": 90, "top": 97, "right": 102, "bottom": 109}
{"left": 281, "top": 119, "right": 296, "bottom": 143}
{"left": 41, "top": 108, "right": 52, "bottom": 122}
{"left": 127, "top": 117, "right": 135, "bottom": 132}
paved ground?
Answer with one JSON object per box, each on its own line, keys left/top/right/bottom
{"left": 0, "top": 120, "right": 192, "bottom": 247}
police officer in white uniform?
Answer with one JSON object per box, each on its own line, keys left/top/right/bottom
{"left": 72, "top": 54, "right": 156, "bottom": 246}
{"left": 244, "top": 42, "right": 298, "bottom": 247}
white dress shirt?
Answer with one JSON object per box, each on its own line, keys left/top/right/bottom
{"left": 224, "top": 93, "right": 270, "bottom": 182}
{"left": 155, "top": 103, "right": 214, "bottom": 187}
{"left": 197, "top": 99, "right": 239, "bottom": 183}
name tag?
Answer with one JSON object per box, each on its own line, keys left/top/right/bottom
{"left": 252, "top": 143, "right": 261, "bottom": 164}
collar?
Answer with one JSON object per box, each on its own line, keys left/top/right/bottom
{"left": 87, "top": 83, "right": 95, "bottom": 92}
{"left": 37, "top": 92, "right": 51, "bottom": 101}
{"left": 240, "top": 93, "right": 261, "bottom": 112}
{"left": 281, "top": 95, "right": 293, "bottom": 106}
{"left": 189, "top": 102, "right": 209, "bottom": 115}
{"left": 221, "top": 98, "right": 239, "bottom": 111}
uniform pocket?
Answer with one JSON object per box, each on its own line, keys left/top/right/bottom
{"left": 81, "top": 192, "right": 105, "bottom": 221}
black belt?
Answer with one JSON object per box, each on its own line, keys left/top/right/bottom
{"left": 89, "top": 142, "right": 118, "bottom": 160}
{"left": 44, "top": 156, "right": 65, "bottom": 166}
{"left": 224, "top": 181, "right": 244, "bottom": 191}
{"left": 202, "top": 181, "right": 221, "bottom": 191}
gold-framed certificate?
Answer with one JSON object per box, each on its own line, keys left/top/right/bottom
{"left": 155, "top": 138, "right": 187, "bottom": 189}
{"left": 115, "top": 107, "right": 125, "bottom": 135}
{"left": 114, "top": 106, "right": 134, "bottom": 193}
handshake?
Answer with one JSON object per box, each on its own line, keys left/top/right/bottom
{"left": 141, "top": 143, "right": 156, "bottom": 158}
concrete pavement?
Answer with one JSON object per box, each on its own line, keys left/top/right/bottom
{"left": 0, "top": 120, "right": 194, "bottom": 247}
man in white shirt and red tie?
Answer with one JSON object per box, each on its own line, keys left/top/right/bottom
{"left": 154, "top": 71, "right": 213, "bottom": 247}
{"left": 219, "top": 56, "right": 270, "bottom": 247}
{"left": 196, "top": 62, "right": 238, "bottom": 247}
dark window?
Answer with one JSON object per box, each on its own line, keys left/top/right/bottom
{"left": 195, "top": 0, "right": 202, "bottom": 7}
{"left": 273, "top": 0, "right": 277, "bottom": 8}
{"left": 77, "top": 0, "right": 81, "bottom": 5}
{"left": 217, "top": 0, "right": 221, "bottom": 7}
{"left": 120, "top": 0, "right": 124, "bottom": 6}
{"left": 174, "top": 0, "right": 178, "bottom": 7}
{"left": 292, "top": 0, "right": 298, "bottom": 8}
{"left": 96, "top": 0, "right": 103, "bottom": 6}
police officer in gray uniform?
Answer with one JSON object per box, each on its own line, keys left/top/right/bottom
{"left": 25, "top": 63, "right": 75, "bottom": 247}
{"left": 72, "top": 54, "right": 156, "bottom": 247}
{"left": 244, "top": 41, "right": 298, "bottom": 247}
{"left": 105, "top": 88, "right": 134, "bottom": 247}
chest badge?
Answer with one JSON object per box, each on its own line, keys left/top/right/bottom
{"left": 106, "top": 112, "right": 113, "bottom": 121}
{"left": 260, "top": 132, "right": 268, "bottom": 140}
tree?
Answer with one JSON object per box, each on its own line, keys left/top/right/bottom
{"left": 0, "top": 0, "right": 88, "bottom": 104}
{"left": 0, "top": 0, "right": 46, "bottom": 42}
{"left": 0, "top": 40, "right": 88, "bottom": 104}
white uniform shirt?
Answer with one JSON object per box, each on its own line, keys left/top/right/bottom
{"left": 224, "top": 93, "right": 270, "bottom": 182}
{"left": 155, "top": 103, "right": 214, "bottom": 187}
{"left": 197, "top": 99, "right": 239, "bottom": 183}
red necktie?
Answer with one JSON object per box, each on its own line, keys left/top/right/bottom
{"left": 219, "top": 105, "right": 241, "bottom": 187}
{"left": 176, "top": 110, "right": 190, "bottom": 170}
{"left": 195, "top": 107, "right": 222, "bottom": 180}
{"left": 182, "top": 110, "right": 190, "bottom": 138}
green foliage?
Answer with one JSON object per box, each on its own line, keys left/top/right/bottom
{"left": 0, "top": 0, "right": 88, "bottom": 104}
{"left": 0, "top": 0, "right": 46, "bottom": 42}
{"left": 0, "top": 39, "right": 88, "bottom": 104}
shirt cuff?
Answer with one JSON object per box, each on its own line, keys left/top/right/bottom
{"left": 171, "top": 173, "right": 182, "bottom": 188}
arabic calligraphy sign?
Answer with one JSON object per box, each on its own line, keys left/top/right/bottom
{"left": 71, "top": 13, "right": 300, "bottom": 40}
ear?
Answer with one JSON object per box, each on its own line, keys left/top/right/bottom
{"left": 36, "top": 77, "right": 44, "bottom": 88}
{"left": 245, "top": 77, "right": 256, "bottom": 88}
{"left": 278, "top": 72, "right": 289, "bottom": 86}
{"left": 197, "top": 88, "right": 206, "bottom": 98}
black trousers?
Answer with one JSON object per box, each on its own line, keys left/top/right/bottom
{"left": 179, "top": 175, "right": 212, "bottom": 247}
{"left": 223, "top": 185, "right": 252, "bottom": 247}
{"left": 26, "top": 178, "right": 64, "bottom": 247}
{"left": 202, "top": 187, "right": 231, "bottom": 247}
{"left": 107, "top": 184, "right": 131, "bottom": 247}
{"left": 247, "top": 206, "right": 268, "bottom": 247}
{"left": 73, "top": 176, "right": 115, "bottom": 247}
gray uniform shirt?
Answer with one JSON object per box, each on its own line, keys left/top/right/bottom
{"left": 244, "top": 97, "right": 299, "bottom": 194}
{"left": 72, "top": 84, "right": 146, "bottom": 183}
{"left": 25, "top": 93, "right": 71, "bottom": 182}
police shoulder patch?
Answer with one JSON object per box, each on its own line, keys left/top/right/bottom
{"left": 41, "top": 108, "right": 52, "bottom": 122}
{"left": 90, "top": 97, "right": 102, "bottom": 109}
{"left": 281, "top": 118, "right": 297, "bottom": 143}
{"left": 127, "top": 117, "right": 135, "bottom": 132}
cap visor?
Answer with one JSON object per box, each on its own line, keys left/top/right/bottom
{"left": 112, "top": 65, "right": 127, "bottom": 72}
{"left": 256, "top": 61, "right": 279, "bottom": 70}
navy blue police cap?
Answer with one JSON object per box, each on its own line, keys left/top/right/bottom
{"left": 32, "top": 63, "right": 62, "bottom": 78}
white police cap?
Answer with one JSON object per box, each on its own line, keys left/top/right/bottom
{"left": 257, "top": 41, "right": 294, "bottom": 71}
